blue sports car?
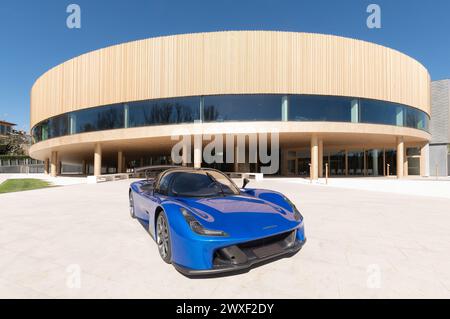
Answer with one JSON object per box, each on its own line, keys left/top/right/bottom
{"left": 129, "top": 167, "right": 306, "bottom": 276}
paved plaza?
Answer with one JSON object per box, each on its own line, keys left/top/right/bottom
{"left": 1, "top": 177, "right": 450, "bottom": 298}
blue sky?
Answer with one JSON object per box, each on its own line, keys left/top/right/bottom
{"left": 0, "top": 0, "right": 449, "bottom": 131}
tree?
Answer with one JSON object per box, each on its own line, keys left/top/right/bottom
{"left": 0, "top": 130, "right": 30, "bottom": 156}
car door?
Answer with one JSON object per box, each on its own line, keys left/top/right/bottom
{"left": 142, "top": 173, "right": 171, "bottom": 238}
{"left": 132, "top": 182, "right": 154, "bottom": 221}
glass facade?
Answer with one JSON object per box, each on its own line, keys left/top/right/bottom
{"left": 287, "top": 148, "right": 404, "bottom": 177}
{"left": 385, "top": 150, "right": 397, "bottom": 176}
{"left": 360, "top": 99, "right": 400, "bottom": 126}
{"left": 347, "top": 150, "right": 365, "bottom": 176}
{"left": 74, "top": 104, "right": 124, "bottom": 134}
{"left": 328, "top": 151, "right": 346, "bottom": 176}
{"left": 127, "top": 97, "right": 200, "bottom": 128}
{"left": 406, "top": 147, "right": 421, "bottom": 176}
{"left": 48, "top": 116, "right": 69, "bottom": 139}
{"left": 289, "top": 95, "right": 353, "bottom": 122}
{"left": 31, "top": 94, "right": 430, "bottom": 143}
{"left": 203, "top": 95, "right": 282, "bottom": 122}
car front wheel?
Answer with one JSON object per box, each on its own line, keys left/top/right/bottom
{"left": 129, "top": 192, "right": 136, "bottom": 218}
{"left": 156, "top": 211, "right": 172, "bottom": 264}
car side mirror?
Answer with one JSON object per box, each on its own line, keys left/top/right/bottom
{"left": 242, "top": 178, "right": 250, "bottom": 189}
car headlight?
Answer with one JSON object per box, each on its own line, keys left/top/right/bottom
{"left": 180, "top": 208, "right": 228, "bottom": 237}
{"left": 284, "top": 197, "right": 303, "bottom": 222}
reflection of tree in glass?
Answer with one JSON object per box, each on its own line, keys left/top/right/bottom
{"left": 82, "top": 123, "right": 95, "bottom": 132}
{"left": 204, "top": 105, "right": 219, "bottom": 121}
{"left": 144, "top": 103, "right": 173, "bottom": 124}
{"left": 159, "top": 103, "right": 174, "bottom": 123}
{"left": 174, "top": 103, "right": 195, "bottom": 122}
{"left": 140, "top": 102, "right": 196, "bottom": 125}
{"left": 32, "top": 126, "right": 43, "bottom": 142}
{"left": 49, "top": 116, "right": 68, "bottom": 138}
{"left": 96, "top": 107, "right": 122, "bottom": 130}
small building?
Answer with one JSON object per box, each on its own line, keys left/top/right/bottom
{"left": 0, "top": 120, "right": 16, "bottom": 136}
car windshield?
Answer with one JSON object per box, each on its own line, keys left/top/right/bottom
{"left": 170, "top": 170, "right": 240, "bottom": 197}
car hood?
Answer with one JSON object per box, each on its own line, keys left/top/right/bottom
{"left": 173, "top": 195, "right": 299, "bottom": 238}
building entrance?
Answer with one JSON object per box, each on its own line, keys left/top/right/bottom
{"left": 284, "top": 147, "right": 408, "bottom": 177}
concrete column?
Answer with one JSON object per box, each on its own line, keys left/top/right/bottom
{"left": 122, "top": 155, "right": 126, "bottom": 173}
{"left": 234, "top": 144, "right": 239, "bottom": 172}
{"left": 194, "top": 136, "right": 202, "bottom": 169}
{"left": 372, "top": 150, "right": 379, "bottom": 176}
{"left": 310, "top": 135, "right": 319, "bottom": 180}
{"left": 117, "top": 151, "right": 123, "bottom": 173}
{"left": 44, "top": 158, "right": 49, "bottom": 175}
{"left": 94, "top": 143, "right": 102, "bottom": 176}
{"left": 50, "top": 151, "right": 57, "bottom": 177}
{"left": 318, "top": 139, "right": 323, "bottom": 178}
{"left": 396, "top": 137, "right": 404, "bottom": 178}
{"left": 420, "top": 143, "right": 430, "bottom": 177}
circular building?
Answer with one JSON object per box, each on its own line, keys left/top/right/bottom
{"left": 29, "top": 31, "right": 431, "bottom": 178}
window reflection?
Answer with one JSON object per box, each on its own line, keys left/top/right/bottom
{"left": 405, "top": 108, "right": 428, "bottom": 131}
{"left": 360, "top": 100, "right": 399, "bottom": 126}
{"left": 347, "top": 150, "right": 365, "bottom": 176}
{"left": 328, "top": 151, "right": 346, "bottom": 176}
{"left": 48, "top": 116, "right": 69, "bottom": 139}
{"left": 128, "top": 97, "right": 200, "bottom": 127}
{"left": 30, "top": 94, "right": 430, "bottom": 144}
{"left": 289, "top": 95, "right": 353, "bottom": 122}
{"left": 75, "top": 104, "right": 124, "bottom": 133}
{"left": 203, "top": 95, "right": 282, "bottom": 122}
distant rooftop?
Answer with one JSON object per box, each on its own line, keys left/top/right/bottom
{"left": 0, "top": 120, "right": 16, "bottom": 127}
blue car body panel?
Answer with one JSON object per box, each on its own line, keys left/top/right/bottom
{"left": 130, "top": 177, "right": 306, "bottom": 273}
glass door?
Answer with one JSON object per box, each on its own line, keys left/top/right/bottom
{"left": 407, "top": 148, "right": 421, "bottom": 176}
{"left": 384, "top": 150, "right": 397, "bottom": 176}
{"left": 296, "top": 158, "right": 311, "bottom": 176}
{"left": 328, "top": 150, "right": 346, "bottom": 176}
{"left": 347, "top": 150, "right": 365, "bottom": 176}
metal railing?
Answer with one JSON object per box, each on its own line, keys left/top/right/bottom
{"left": 0, "top": 164, "right": 45, "bottom": 174}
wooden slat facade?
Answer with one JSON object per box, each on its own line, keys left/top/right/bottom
{"left": 30, "top": 31, "right": 431, "bottom": 128}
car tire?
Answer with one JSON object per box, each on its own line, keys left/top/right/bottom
{"left": 129, "top": 192, "right": 136, "bottom": 219}
{"left": 156, "top": 211, "right": 172, "bottom": 264}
